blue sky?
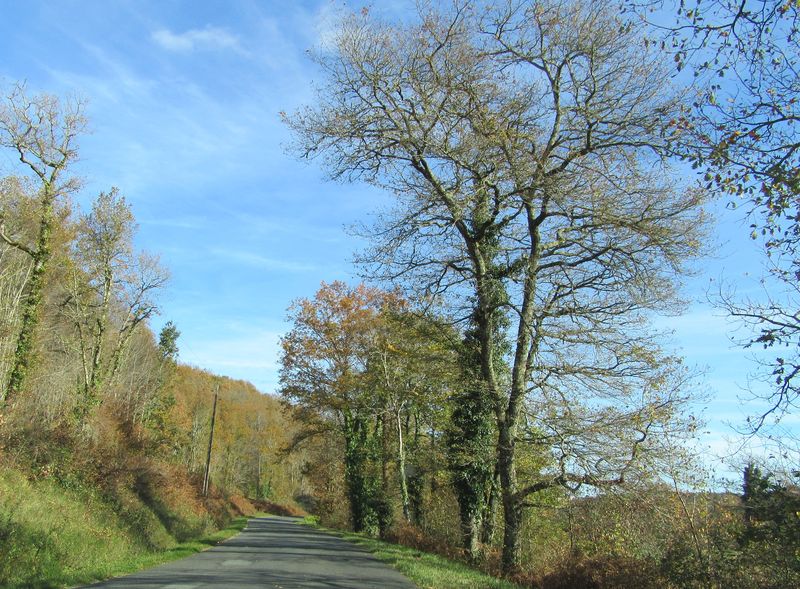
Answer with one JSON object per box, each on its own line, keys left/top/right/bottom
{"left": 0, "top": 0, "right": 792, "bottom": 474}
{"left": 0, "top": 0, "right": 393, "bottom": 389}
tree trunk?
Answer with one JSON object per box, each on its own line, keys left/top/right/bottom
{"left": 498, "top": 202, "right": 542, "bottom": 575}
{"left": 448, "top": 379, "right": 494, "bottom": 562}
{"left": 407, "top": 413, "right": 424, "bottom": 525}
{"left": 460, "top": 244, "right": 503, "bottom": 562}
{"left": 480, "top": 463, "right": 500, "bottom": 545}
{"left": 85, "top": 267, "right": 113, "bottom": 404}
{"left": 498, "top": 420, "right": 522, "bottom": 574}
{"left": 255, "top": 452, "right": 262, "bottom": 499}
{"left": 5, "top": 205, "right": 53, "bottom": 404}
{"left": 202, "top": 385, "right": 219, "bottom": 496}
{"left": 397, "top": 408, "right": 411, "bottom": 522}
{"left": 343, "top": 413, "right": 375, "bottom": 534}
{"left": 464, "top": 513, "right": 482, "bottom": 563}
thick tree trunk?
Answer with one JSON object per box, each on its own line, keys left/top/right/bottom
{"left": 446, "top": 239, "right": 503, "bottom": 562}
{"left": 498, "top": 421, "right": 522, "bottom": 574}
{"left": 5, "top": 205, "right": 53, "bottom": 404}
{"left": 480, "top": 464, "right": 500, "bottom": 545}
{"left": 6, "top": 256, "right": 45, "bottom": 401}
{"left": 448, "top": 381, "right": 494, "bottom": 562}
{"left": 343, "top": 413, "right": 377, "bottom": 534}
{"left": 464, "top": 514, "right": 482, "bottom": 563}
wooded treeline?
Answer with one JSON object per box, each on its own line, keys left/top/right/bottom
{"left": 282, "top": 279, "right": 800, "bottom": 588}
{"left": 280, "top": 1, "right": 800, "bottom": 588}
{"left": 0, "top": 86, "right": 306, "bottom": 587}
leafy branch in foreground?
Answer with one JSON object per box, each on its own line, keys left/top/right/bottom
{"left": 629, "top": 0, "right": 800, "bottom": 437}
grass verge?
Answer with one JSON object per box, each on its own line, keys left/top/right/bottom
{"left": 0, "top": 464, "right": 253, "bottom": 589}
{"left": 45, "top": 516, "right": 248, "bottom": 589}
{"left": 300, "top": 517, "right": 522, "bottom": 589}
{"left": 41, "top": 515, "right": 250, "bottom": 589}
{"left": 90, "top": 514, "right": 250, "bottom": 580}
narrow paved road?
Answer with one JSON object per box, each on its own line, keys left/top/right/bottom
{"left": 82, "top": 516, "right": 417, "bottom": 588}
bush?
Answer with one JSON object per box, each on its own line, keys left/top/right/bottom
{"left": 537, "top": 554, "right": 661, "bottom": 589}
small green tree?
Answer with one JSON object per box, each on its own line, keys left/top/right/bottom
{"left": 158, "top": 321, "right": 180, "bottom": 361}
{"left": 742, "top": 464, "right": 800, "bottom": 547}
{"left": 739, "top": 464, "right": 800, "bottom": 586}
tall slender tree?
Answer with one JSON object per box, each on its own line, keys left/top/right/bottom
{"left": 0, "top": 85, "right": 85, "bottom": 404}
{"left": 64, "top": 188, "right": 168, "bottom": 417}
{"left": 368, "top": 308, "right": 458, "bottom": 526}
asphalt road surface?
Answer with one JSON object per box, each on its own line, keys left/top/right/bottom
{"left": 81, "top": 516, "right": 417, "bottom": 588}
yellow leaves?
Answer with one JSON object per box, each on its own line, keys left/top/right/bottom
{"left": 281, "top": 280, "right": 459, "bottom": 423}
{"left": 281, "top": 281, "right": 398, "bottom": 406}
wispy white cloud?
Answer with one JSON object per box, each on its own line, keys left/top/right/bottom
{"left": 232, "top": 213, "right": 345, "bottom": 244}
{"left": 210, "top": 247, "right": 319, "bottom": 273}
{"left": 310, "top": 0, "right": 413, "bottom": 51}
{"left": 151, "top": 26, "right": 244, "bottom": 54}
{"left": 312, "top": 2, "right": 345, "bottom": 51}
{"left": 48, "top": 52, "right": 282, "bottom": 196}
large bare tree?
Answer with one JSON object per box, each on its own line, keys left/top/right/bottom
{"left": 0, "top": 85, "right": 85, "bottom": 404}
{"left": 285, "top": 0, "right": 707, "bottom": 572}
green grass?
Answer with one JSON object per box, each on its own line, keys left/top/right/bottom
{"left": 86, "top": 515, "right": 249, "bottom": 581}
{"left": 0, "top": 465, "right": 250, "bottom": 588}
{"left": 301, "top": 518, "right": 522, "bottom": 589}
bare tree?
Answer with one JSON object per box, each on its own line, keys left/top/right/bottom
{"left": 61, "top": 188, "right": 167, "bottom": 418}
{"left": 0, "top": 85, "right": 85, "bottom": 404}
{"left": 0, "top": 177, "right": 35, "bottom": 392}
{"left": 106, "top": 252, "right": 168, "bottom": 386}
{"left": 285, "top": 0, "right": 707, "bottom": 572}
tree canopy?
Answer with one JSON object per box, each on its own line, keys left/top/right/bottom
{"left": 285, "top": 0, "right": 708, "bottom": 572}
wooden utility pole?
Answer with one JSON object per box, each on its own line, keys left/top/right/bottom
{"left": 202, "top": 382, "right": 219, "bottom": 497}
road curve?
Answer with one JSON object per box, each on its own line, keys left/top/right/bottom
{"left": 81, "top": 516, "right": 417, "bottom": 588}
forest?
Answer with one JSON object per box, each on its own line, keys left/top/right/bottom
{"left": 1, "top": 1, "right": 798, "bottom": 588}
